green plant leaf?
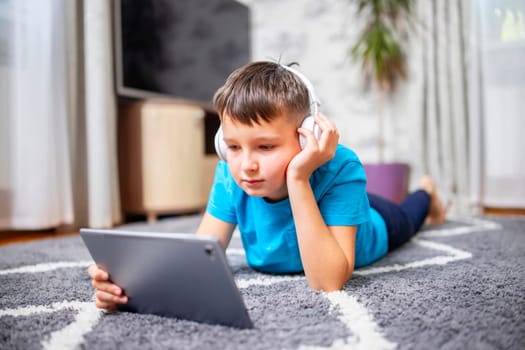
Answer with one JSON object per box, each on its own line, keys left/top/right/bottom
{"left": 349, "top": 0, "right": 413, "bottom": 92}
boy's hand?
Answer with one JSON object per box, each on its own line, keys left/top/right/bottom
{"left": 88, "top": 264, "right": 128, "bottom": 310}
{"left": 288, "top": 113, "right": 339, "bottom": 182}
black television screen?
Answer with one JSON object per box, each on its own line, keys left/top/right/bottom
{"left": 114, "top": 0, "right": 251, "bottom": 108}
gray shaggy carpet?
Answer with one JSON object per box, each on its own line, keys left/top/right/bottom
{"left": 1, "top": 215, "right": 524, "bottom": 349}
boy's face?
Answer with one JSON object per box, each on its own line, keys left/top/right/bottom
{"left": 221, "top": 113, "right": 301, "bottom": 201}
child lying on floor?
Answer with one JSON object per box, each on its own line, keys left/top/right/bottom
{"left": 88, "top": 61, "right": 446, "bottom": 310}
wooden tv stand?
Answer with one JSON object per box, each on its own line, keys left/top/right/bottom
{"left": 118, "top": 99, "right": 218, "bottom": 223}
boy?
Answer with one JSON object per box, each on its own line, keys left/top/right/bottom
{"left": 89, "top": 61, "right": 446, "bottom": 310}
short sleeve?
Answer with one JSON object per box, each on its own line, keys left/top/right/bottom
{"left": 315, "top": 151, "right": 369, "bottom": 226}
{"left": 205, "top": 161, "right": 238, "bottom": 224}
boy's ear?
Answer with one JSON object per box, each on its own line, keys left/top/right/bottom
{"left": 299, "top": 116, "right": 322, "bottom": 149}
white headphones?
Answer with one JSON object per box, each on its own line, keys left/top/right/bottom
{"left": 214, "top": 64, "right": 321, "bottom": 161}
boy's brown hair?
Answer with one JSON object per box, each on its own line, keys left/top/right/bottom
{"left": 213, "top": 61, "right": 310, "bottom": 125}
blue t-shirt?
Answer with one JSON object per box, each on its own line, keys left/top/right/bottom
{"left": 206, "top": 144, "right": 388, "bottom": 273}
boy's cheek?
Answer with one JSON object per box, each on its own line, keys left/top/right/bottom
{"left": 226, "top": 159, "right": 239, "bottom": 173}
{"left": 226, "top": 162, "right": 242, "bottom": 182}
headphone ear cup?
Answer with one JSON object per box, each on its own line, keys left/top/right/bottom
{"left": 214, "top": 126, "right": 228, "bottom": 161}
{"left": 299, "top": 116, "right": 322, "bottom": 149}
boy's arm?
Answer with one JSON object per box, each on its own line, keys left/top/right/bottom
{"left": 196, "top": 211, "right": 236, "bottom": 250}
{"left": 288, "top": 113, "right": 355, "bottom": 291}
{"left": 287, "top": 179, "right": 356, "bottom": 291}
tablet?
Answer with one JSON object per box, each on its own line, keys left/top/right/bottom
{"left": 80, "top": 228, "right": 253, "bottom": 329}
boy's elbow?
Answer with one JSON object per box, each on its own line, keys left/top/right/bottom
{"left": 309, "top": 280, "right": 345, "bottom": 292}
{"left": 309, "top": 270, "right": 353, "bottom": 292}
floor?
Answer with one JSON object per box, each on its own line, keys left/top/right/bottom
{"left": 0, "top": 229, "right": 78, "bottom": 246}
{"left": 483, "top": 207, "right": 525, "bottom": 217}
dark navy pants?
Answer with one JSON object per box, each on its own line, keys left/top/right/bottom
{"left": 368, "top": 190, "right": 431, "bottom": 251}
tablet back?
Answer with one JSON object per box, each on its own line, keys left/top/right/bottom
{"left": 80, "top": 228, "right": 253, "bottom": 329}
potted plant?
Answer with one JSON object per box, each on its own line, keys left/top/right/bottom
{"left": 350, "top": 0, "right": 414, "bottom": 203}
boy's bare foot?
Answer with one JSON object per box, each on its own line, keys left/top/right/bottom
{"left": 419, "top": 175, "right": 446, "bottom": 225}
